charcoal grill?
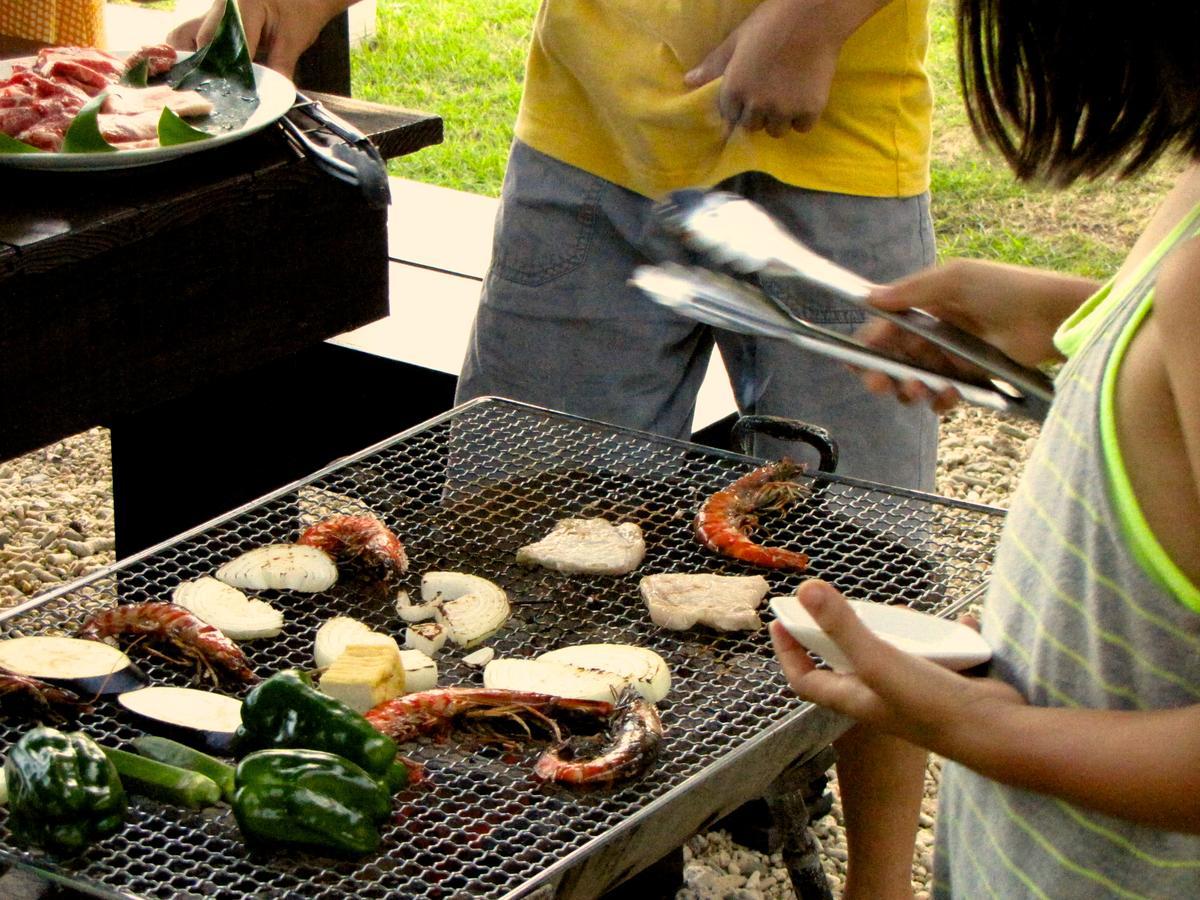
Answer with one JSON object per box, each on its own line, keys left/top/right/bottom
{"left": 0, "top": 398, "right": 1006, "bottom": 899}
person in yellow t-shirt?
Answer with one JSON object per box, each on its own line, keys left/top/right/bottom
{"left": 173, "top": 0, "right": 937, "bottom": 489}
{"left": 461, "top": 0, "right": 938, "bottom": 486}
{"left": 0, "top": 0, "right": 106, "bottom": 46}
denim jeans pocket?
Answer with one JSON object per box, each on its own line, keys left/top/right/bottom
{"left": 491, "top": 144, "right": 604, "bottom": 288}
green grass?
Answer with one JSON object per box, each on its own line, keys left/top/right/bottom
{"left": 352, "top": 0, "right": 1176, "bottom": 276}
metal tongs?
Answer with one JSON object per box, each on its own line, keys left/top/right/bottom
{"left": 637, "top": 189, "right": 1053, "bottom": 421}
{"left": 278, "top": 92, "right": 391, "bottom": 209}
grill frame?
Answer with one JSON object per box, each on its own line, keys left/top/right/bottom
{"left": 0, "top": 398, "right": 1006, "bottom": 899}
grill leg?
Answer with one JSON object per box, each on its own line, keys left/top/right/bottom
{"left": 765, "top": 745, "right": 838, "bottom": 900}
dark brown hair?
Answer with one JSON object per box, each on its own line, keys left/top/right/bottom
{"left": 956, "top": 0, "right": 1200, "bottom": 184}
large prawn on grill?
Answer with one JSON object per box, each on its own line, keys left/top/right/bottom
{"left": 77, "top": 602, "right": 257, "bottom": 685}
{"left": 533, "top": 687, "right": 663, "bottom": 787}
{"left": 364, "top": 687, "right": 613, "bottom": 744}
{"left": 297, "top": 514, "right": 408, "bottom": 579}
{"left": 694, "top": 459, "right": 811, "bottom": 570}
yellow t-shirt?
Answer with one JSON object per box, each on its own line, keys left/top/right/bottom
{"left": 516, "top": 0, "right": 931, "bottom": 200}
{"left": 0, "top": 0, "right": 106, "bottom": 47}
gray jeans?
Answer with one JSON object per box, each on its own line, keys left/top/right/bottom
{"left": 457, "top": 141, "right": 938, "bottom": 490}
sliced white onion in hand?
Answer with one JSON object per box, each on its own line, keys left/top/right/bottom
{"left": 538, "top": 643, "right": 671, "bottom": 703}
{"left": 215, "top": 544, "right": 338, "bottom": 593}
{"left": 424, "top": 572, "right": 510, "bottom": 649}
{"left": 172, "top": 576, "right": 283, "bottom": 641}
{"left": 313, "top": 616, "right": 399, "bottom": 670}
{"left": 482, "top": 658, "right": 625, "bottom": 702}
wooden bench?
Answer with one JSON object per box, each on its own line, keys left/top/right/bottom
{"left": 329, "top": 177, "right": 739, "bottom": 439}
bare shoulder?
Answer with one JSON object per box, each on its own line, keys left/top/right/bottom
{"left": 1155, "top": 235, "right": 1200, "bottom": 326}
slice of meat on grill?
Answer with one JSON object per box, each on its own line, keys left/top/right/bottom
{"left": 516, "top": 518, "right": 646, "bottom": 575}
{"left": 639, "top": 573, "right": 771, "bottom": 630}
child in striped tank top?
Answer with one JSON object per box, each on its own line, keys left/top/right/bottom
{"left": 771, "top": 1, "right": 1200, "bottom": 897}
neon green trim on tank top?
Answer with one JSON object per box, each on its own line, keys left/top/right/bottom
{"left": 1055, "top": 201, "right": 1200, "bottom": 358}
{"left": 1101, "top": 295, "right": 1200, "bottom": 613}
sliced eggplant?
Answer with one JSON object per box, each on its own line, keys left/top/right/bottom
{"left": 0, "top": 635, "right": 143, "bottom": 695}
{"left": 118, "top": 686, "right": 243, "bottom": 753}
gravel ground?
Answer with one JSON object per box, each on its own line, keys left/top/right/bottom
{"left": 0, "top": 406, "right": 1036, "bottom": 898}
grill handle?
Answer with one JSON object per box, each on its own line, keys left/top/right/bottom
{"left": 731, "top": 416, "right": 839, "bottom": 473}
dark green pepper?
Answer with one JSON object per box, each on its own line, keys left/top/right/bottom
{"left": 234, "top": 670, "right": 397, "bottom": 779}
{"left": 232, "top": 749, "right": 392, "bottom": 855}
{"left": 4, "top": 726, "right": 126, "bottom": 856}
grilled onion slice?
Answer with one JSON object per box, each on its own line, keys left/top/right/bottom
{"left": 538, "top": 643, "right": 671, "bottom": 703}
{"left": 215, "top": 544, "right": 337, "bottom": 593}
{"left": 423, "top": 572, "right": 510, "bottom": 649}
{"left": 172, "top": 577, "right": 283, "bottom": 640}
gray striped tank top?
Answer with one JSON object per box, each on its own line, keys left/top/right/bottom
{"left": 933, "top": 214, "right": 1200, "bottom": 898}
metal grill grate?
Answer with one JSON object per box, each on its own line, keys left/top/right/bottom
{"left": 0, "top": 399, "right": 1006, "bottom": 899}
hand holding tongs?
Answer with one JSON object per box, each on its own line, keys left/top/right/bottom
{"left": 637, "top": 189, "right": 1053, "bottom": 421}
{"left": 278, "top": 92, "right": 391, "bottom": 209}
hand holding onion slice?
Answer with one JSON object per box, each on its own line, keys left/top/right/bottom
{"left": 172, "top": 577, "right": 283, "bottom": 641}
{"left": 215, "top": 544, "right": 338, "bottom": 593}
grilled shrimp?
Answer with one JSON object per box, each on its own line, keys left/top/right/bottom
{"left": 365, "top": 687, "right": 613, "bottom": 744}
{"left": 77, "top": 602, "right": 257, "bottom": 685}
{"left": 297, "top": 514, "right": 408, "bottom": 579}
{"left": 694, "top": 459, "right": 811, "bottom": 570}
{"left": 0, "top": 668, "right": 88, "bottom": 717}
{"left": 533, "top": 688, "right": 662, "bottom": 786}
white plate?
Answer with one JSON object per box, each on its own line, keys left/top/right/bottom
{"left": 769, "top": 596, "right": 992, "bottom": 673}
{"left": 0, "top": 58, "right": 295, "bottom": 170}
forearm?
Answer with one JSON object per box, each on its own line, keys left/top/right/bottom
{"left": 937, "top": 698, "right": 1200, "bottom": 833}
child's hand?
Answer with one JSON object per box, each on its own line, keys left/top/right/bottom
{"left": 769, "top": 579, "right": 1026, "bottom": 752}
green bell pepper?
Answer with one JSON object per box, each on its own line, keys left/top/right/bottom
{"left": 232, "top": 748, "right": 392, "bottom": 855}
{"left": 234, "top": 670, "right": 398, "bottom": 779}
{"left": 4, "top": 726, "right": 126, "bottom": 856}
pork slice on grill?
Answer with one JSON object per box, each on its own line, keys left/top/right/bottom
{"left": 516, "top": 518, "right": 646, "bottom": 575}
{"left": 639, "top": 573, "right": 771, "bottom": 631}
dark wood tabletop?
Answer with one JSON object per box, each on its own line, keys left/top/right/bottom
{"left": 0, "top": 34, "right": 445, "bottom": 554}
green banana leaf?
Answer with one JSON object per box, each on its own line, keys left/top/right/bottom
{"left": 168, "top": 0, "right": 257, "bottom": 93}
{"left": 61, "top": 92, "right": 118, "bottom": 154}
{"left": 157, "top": 107, "right": 212, "bottom": 145}
{"left": 0, "top": 133, "right": 42, "bottom": 154}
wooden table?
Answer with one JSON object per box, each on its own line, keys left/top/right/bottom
{"left": 0, "top": 35, "right": 445, "bottom": 555}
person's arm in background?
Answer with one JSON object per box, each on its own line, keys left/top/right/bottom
{"left": 683, "top": 0, "right": 893, "bottom": 136}
{"left": 167, "top": 0, "right": 358, "bottom": 79}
